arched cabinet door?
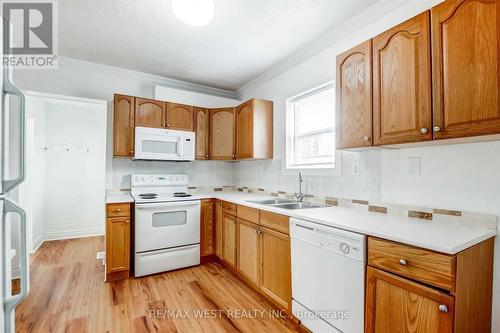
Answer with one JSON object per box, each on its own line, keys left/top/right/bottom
{"left": 135, "top": 98, "right": 166, "bottom": 128}
{"left": 166, "top": 102, "right": 193, "bottom": 131}
{"left": 373, "top": 12, "right": 432, "bottom": 145}
{"left": 194, "top": 107, "right": 210, "bottom": 159}
{"left": 432, "top": 0, "right": 500, "bottom": 140}
{"left": 336, "top": 40, "right": 373, "bottom": 149}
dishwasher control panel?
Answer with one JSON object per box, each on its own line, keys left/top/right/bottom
{"left": 290, "top": 218, "right": 366, "bottom": 262}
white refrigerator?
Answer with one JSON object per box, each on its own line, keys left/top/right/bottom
{"left": 1, "top": 18, "right": 29, "bottom": 333}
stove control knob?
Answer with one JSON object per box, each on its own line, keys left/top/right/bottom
{"left": 340, "top": 242, "right": 350, "bottom": 254}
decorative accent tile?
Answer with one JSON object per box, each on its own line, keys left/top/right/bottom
{"left": 325, "top": 198, "right": 338, "bottom": 207}
{"left": 278, "top": 191, "right": 287, "bottom": 194}
{"left": 237, "top": 188, "right": 243, "bottom": 192}
{"left": 187, "top": 186, "right": 197, "bottom": 190}
{"left": 258, "top": 188, "right": 265, "bottom": 192}
{"left": 369, "top": 205, "right": 388, "bottom": 214}
{"left": 214, "top": 188, "right": 223, "bottom": 192}
{"left": 271, "top": 192, "right": 278, "bottom": 197}
{"left": 408, "top": 210, "right": 433, "bottom": 220}
{"left": 433, "top": 208, "right": 462, "bottom": 217}
{"left": 243, "top": 186, "right": 248, "bottom": 190}
{"left": 352, "top": 199, "right": 369, "bottom": 205}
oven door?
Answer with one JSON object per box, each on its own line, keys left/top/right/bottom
{"left": 134, "top": 127, "right": 184, "bottom": 161}
{"left": 135, "top": 200, "right": 200, "bottom": 253}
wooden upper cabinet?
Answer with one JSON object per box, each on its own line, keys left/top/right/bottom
{"left": 373, "top": 12, "right": 432, "bottom": 145}
{"left": 200, "top": 199, "right": 215, "bottom": 257}
{"left": 210, "top": 108, "right": 236, "bottom": 160}
{"left": 166, "top": 102, "right": 194, "bottom": 131}
{"left": 365, "top": 267, "right": 454, "bottom": 333}
{"left": 194, "top": 107, "right": 210, "bottom": 159}
{"left": 113, "top": 94, "right": 135, "bottom": 157}
{"left": 236, "top": 99, "right": 273, "bottom": 160}
{"left": 431, "top": 0, "right": 500, "bottom": 139}
{"left": 135, "top": 98, "right": 166, "bottom": 128}
{"left": 336, "top": 40, "right": 373, "bottom": 149}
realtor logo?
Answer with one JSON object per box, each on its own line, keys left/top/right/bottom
{"left": 2, "top": 0, "right": 58, "bottom": 68}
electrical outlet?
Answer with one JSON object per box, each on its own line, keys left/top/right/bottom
{"left": 352, "top": 162, "right": 360, "bottom": 176}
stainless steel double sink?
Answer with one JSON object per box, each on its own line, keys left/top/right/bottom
{"left": 246, "top": 198, "right": 323, "bottom": 210}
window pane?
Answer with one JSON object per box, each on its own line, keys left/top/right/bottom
{"left": 294, "top": 87, "right": 335, "bottom": 135}
{"left": 297, "top": 131, "right": 335, "bottom": 162}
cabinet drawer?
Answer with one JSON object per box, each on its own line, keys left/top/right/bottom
{"left": 222, "top": 201, "right": 237, "bottom": 216}
{"left": 237, "top": 205, "right": 259, "bottom": 224}
{"left": 368, "top": 237, "right": 456, "bottom": 291}
{"left": 260, "top": 211, "right": 289, "bottom": 235}
{"left": 106, "top": 203, "right": 131, "bottom": 218}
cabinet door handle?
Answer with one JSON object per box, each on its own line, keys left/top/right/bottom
{"left": 438, "top": 304, "right": 448, "bottom": 313}
{"left": 399, "top": 258, "right": 407, "bottom": 266}
{"left": 363, "top": 135, "right": 369, "bottom": 142}
{"left": 433, "top": 126, "right": 441, "bottom": 132}
{"left": 125, "top": 220, "right": 130, "bottom": 223}
{"left": 420, "top": 128, "right": 428, "bottom": 134}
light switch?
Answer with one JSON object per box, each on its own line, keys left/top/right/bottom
{"left": 408, "top": 157, "right": 421, "bottom": 175}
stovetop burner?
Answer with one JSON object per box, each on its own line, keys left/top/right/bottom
{"left": 174, "top": 192, "right": 192, "bottom": 198}
{"left": 139, "top": 193, "right": 158, "bottom": 199}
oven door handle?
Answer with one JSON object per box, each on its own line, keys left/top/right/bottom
{"left": 136, "top": 201, "right": 200, "bottom": 209}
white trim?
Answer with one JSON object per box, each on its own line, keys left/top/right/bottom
{"left": 285, "top": 81, "right": 339, "bottom": 175}
{"left": 58, "top": 57, "right": 238, "bottom": 100}
{"left": 11, "top": 267, "right": 20, "bottom": 280}
{"left": 43, "top": 227, "right": 105, "bottom": 241}
{"left": 28, "top": 235, "right": 45, "bottom": 254}
{"left": 23, "top": 90, "right": 107, "bottom": 106}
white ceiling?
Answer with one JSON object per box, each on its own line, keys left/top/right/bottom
{"left": 59, "top": 0, "right": 376, "bottom": 91}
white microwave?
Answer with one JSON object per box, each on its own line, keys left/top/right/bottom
{"left": 134, "top": 127, "right": 195, "bottom": 161}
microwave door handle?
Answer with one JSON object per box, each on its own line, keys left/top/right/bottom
{"left": 177, "top": 137, "right": 183, "bottom": 157}
{"left": 2, "top": 65, "right": 26, "bottom": 193}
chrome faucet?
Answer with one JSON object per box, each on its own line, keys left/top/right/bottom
{"left": 295, "top": 171, "right": 305, "bottom": 202}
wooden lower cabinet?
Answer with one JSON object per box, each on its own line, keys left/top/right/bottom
{"left": 200, "top": 199, "right": 215, "bottom": 257}
{"left": 214, "top": 200, "right": 223, "bottom": 258}
{"left": 365, "top": 266, "right": 454, "bottom": 333}
{"left": 237, "top": 219, "right": 260, "bottom": 286}
{"left": 259, "top": 226, "right": 292, "bottom": 310}
{"left": 222, "top": 213, "right": 237, "bottom": 268}
{"left": 366, "top": 236, "right": 494, "bottom": 333}
{"left": 105, "top": 202, "right": 132, "bottom": 282}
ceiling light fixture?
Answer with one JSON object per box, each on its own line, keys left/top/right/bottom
{"left": 172, "top": 0, "right": 215, "bottom": 27}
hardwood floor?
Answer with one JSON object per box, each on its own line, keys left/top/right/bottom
{"left": 16, "top": 237, "right": 298, "bottom": 333}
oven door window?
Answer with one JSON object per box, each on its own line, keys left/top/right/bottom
{"left": 142, "top": 140, "right": 178, "bottom": 155}
{"left": 152, "top": 210, "right": 187, "bottom": 227}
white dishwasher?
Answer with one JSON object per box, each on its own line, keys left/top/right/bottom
{"left": 290, "top": 218, "right": 366, "bottom": 333}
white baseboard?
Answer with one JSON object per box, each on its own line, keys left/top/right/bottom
{"left": 43, "top": 227, "right": 105, "bottom": 241}
{"left": 28, "top": 235, "right": 45, "bottom": 254}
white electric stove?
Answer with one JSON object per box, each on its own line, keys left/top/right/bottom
{"left": 131, "top": 174, "right": 201, "bottom": 277}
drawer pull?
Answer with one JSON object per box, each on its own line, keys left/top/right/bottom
{"left": 114, "top": 208, "right": 122, "bottom": 212}
{"left": 399, "top": 258, "right": 407, "bottom": 266}
{"left": 438, "top": 304, "right": 448, "bottom": 313}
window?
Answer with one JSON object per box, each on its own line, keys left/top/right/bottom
{"left": 286, "top": 82, "right": 336, "bottom": 170}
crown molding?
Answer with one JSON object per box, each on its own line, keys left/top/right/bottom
{"left": 236, "top": 0, "right": 413, "bottom": 96}
{"left": 58, "top": 56, "right": 239, "bottom": 99}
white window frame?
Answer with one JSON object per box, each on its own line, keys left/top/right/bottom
{"left": 285, "top": 81, "right": 341, "bottom": 176}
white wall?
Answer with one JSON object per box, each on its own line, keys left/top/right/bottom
{"left": 237, "top": 0, "right": 500, "bottom": 330}
{"left": 13, "top": 58, "right": 238, "bottom": 191}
